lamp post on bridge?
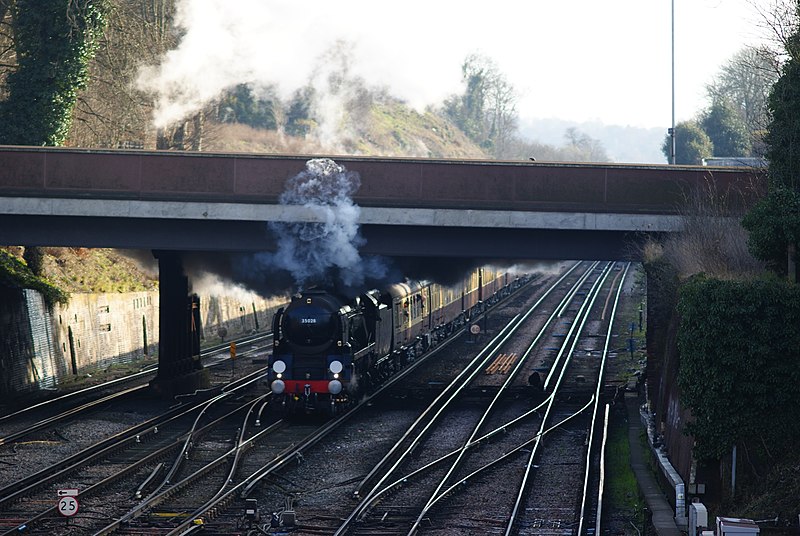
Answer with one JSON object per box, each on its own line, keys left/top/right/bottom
{"left": 670, "top": 0, "right": 676, "bottom": 165}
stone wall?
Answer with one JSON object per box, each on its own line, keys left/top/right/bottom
{"left": 0, "top": 288, "right": 60, "bottom": 396}
{"left": 53, "top": 291, "right": 159, "bottom": 373}
{"left": 0, "top": 289, "right": 287, "bottom": 398}
{"left": 199, "top": 294, "right": 287, "bottom": 343}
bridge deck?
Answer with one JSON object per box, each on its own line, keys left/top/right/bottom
{"left": 0, "top": 146, "right": 765, "bottom": 259}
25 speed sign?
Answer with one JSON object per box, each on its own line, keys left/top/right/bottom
{"left": 57, "top": 495, "right": 79, "bottom": 517}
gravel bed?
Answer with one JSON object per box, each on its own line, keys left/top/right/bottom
{"left": 0, "top": 396, "right": 172, "bottom": 485}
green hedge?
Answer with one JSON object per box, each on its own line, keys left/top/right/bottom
{"left": 0, "top": 250, "right": 68, "bottom": 306}
{"left": 677, "top": 276, "right": 800, "bottom": 460}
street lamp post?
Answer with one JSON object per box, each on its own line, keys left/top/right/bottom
{"left": 670, "top": 0, "right": 676, "bottom": 164}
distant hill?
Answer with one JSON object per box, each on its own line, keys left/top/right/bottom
{"left": 518, "top": 117, "right": 667, "bottom": 164}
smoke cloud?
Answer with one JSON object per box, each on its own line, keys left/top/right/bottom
{"left": 254, "top": 158, "right": 392, "bottom": 292}
{"left": 145, "top": 158, "right": 393, "bottom": 297}
{"left": 135, "top": 1, "right": 469, "bottom": 136}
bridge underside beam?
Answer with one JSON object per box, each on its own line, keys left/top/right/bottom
{"left": 0, "top": 215, "right": 655, "bottom": 260}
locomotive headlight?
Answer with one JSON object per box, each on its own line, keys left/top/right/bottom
{"left": 328, "top": 380, "right": 343, "bottom": 395}
{"left": 333, "top": 373, "right": 339, "bottom": 379}
{"left": 271, "top": 379, "right": 285, "bottom": 394}
{"left": 272, "top": 360, "right": 286, "bottom": 374}
{"left": 329, "top": 360, "right": 343, "bottom": 374}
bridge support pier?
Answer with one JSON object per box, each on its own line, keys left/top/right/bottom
{"left": 150, "top": 251, "right": 209, "bottom": 397}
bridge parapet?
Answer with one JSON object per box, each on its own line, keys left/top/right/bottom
{"left": 0, "top": 146, "right": 765, "bottom": 215}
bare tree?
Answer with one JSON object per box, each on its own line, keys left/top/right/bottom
{"left": 751, "top": 0, "right": 799, "bottom": 59}
{"left": 706, "top": 47, "right": 779, "bottom": 139}
{"left": 67, "top": 0, "right": 183, "bottom": 149}
{"left": 442, "top": 54, "right": 520, "bottom": 159}
{"left": 564, "top": 127, "right": 610, "bottom": 162}
{"left": 0, "top": 0, "right": 13, "bottom": 99}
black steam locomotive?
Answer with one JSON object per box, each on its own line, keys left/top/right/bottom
{"left": 267, "top": 267, "right": 523, "bottom": 413}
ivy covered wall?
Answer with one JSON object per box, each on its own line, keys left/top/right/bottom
{"left": 677, "top": 276, "right": 800, "bottom": 462}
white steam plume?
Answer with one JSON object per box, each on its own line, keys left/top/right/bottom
{"left": 135, "top": 1, "right": 466, "bottom": 134}
{"left": 243, "top": 158, "right": 390, "bottom": 292}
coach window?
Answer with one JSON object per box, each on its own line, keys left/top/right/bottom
{"left": 395, "top": 302, "right": 405, "bottom": 328}
{"left": 412, "top": 294, "right": 423, "bottom": 320}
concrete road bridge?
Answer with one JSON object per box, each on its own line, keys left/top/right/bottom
{"left": 0, "top": 146, "right": 765, "bottom": 261}
{"left": 0, "top": 146, "right": 766, "bottom": 394}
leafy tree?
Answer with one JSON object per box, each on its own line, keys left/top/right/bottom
{"left": 284, "top": 87, "right": 315, "bottom": 137}
{"left": 745, "top": 21, "right": 800, "bottom": 282}
{"left": 0, "top": 0, "right": 108, "bottom": 146}
{"left": 661, "top": 121, "right": 713, "bottom": 164}
{"left": 765, "top": 44, "right": 800, "bottom": 191}
{"left": 742, "top": 187, "right": 800, "bottom": 279}
{"left": 442, "top": 54, "right": 518, "bottom": 158}
{"left": 218, "top": 84, "right": 278, "bottom": 130}
{"left": 22, "top": 246, "right": 44, "bottom": 276}
{"left": 701, "top": 98, "right": 751, "bottom": 157}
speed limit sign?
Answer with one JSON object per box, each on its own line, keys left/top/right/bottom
{"left": 57, "top": 495, "right": 79, "bottom": 517}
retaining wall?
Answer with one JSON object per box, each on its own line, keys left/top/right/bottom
{"left": 0, "top": 289, "right": 287, "bottom": 398}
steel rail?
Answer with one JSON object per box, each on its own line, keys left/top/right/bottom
{"left": 596, "top": 404, "right": 611, "bottom": 536}
{"left": 334, "top": 263, "right": 586, "bottom": 535}
{"left": 354, "top": 264, "right": 581, "bottom": 501}
{"left": 423, "top": 396, "right": 596, "bottom": 512}
{"left": 3, "top": 395, "right": 275, "bottom": 536}
{"left": 544, "top": 262, "right": 608, "bottom": 390}
{"left": 0, "top": 367, "right": 269, "bottom": 512}
{"left": 504, "top": 261, "right": 615, "bottom": 536}
{"left": 0, "top": 385, "right": 147, "bottom": 447}
{"left": 91, "top": 397, "right": 278, "bottom": 536}
{"left": 576, "top": 262, "right": 631, "bottom": 536}
{"left": 405, "top": 263, "right": 602, "bottom": 533}
{"left": 158, "top": 275, "right": 543, "bottom": 535}
{"left": 0, "top": 332, "right": 273, "bottom": 445}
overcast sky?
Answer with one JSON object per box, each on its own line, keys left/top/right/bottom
{"left": 140, "top": 0, "right": 775, "bottom": 130}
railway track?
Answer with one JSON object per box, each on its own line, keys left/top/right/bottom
{"left": 329, "top": 262, "right": 602, "bottom": 535}
{"left": 0, "top": 327, "right": 279, "bottom": 535}
{"left": 193, "top": 261, "right": 627, "bottom": 536}
{"left": 78, "top": 271, "right": 540, "bottom": 535}
{"left": 0, "top": 332, "right": 272, "bottom": 448}
{"left": 0, "top": 264, "right": 629, "bottom": 535}
{"left": 0, "top": 367, "right": 273, "bottom": 535}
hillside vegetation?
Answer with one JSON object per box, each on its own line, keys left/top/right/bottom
{"left": 1, "top": 247, "right": 157, "bottom": 296}
{"left": 204, "top": 100, "right": 488, "bottom": 159}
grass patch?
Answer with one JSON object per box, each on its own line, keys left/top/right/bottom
{"left": 605, "top": 407, "right": 640, "bottom": 512}
{"left": 41, "top": 248, "right": 158, "bottom": 293}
